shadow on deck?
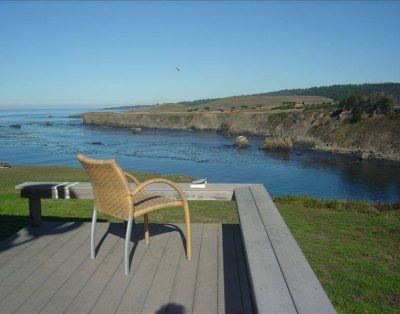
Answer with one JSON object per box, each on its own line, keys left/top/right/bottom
{"left": 0, "top": 222, "right": 253, "bottom": 314}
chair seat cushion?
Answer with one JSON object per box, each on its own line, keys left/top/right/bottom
{"left": 133, "top": 192, "right": 183, "bottom": 217}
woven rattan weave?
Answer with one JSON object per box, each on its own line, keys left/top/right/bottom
{"left": 77, "top": 154, "right": 191, "bottom": 274}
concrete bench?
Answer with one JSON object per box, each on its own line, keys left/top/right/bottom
{"left": 15, "top": 182, "right": 251, "bottom": 226}
{"left": 15, "top": 182, "right": 335, "bottom": 313}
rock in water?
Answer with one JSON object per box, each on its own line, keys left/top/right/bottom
{"left": 91, "top": 141, "right": 104, "bottom": 145}
{"left": 0, "top": 162, "right": 12, "bottom": 168}
{"left": 261, "top": 136, "right": 293, "bottom": 150}
{"left": 131, "top": 127, "right": 142, "bottom": 133}
{"left": 358, "top": 151, "right": 370, "bottom": 160}
{"left": 10, "top": 124, "right": 21, "bottom": 129}
{"left": 233, "top": 136, "right": 249, "bottom": 148}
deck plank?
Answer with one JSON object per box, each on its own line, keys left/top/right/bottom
{"left": 39, "top": 224, "right": 122, "bottom": 314}
{"left": 140, "top": 224, "right": 185, "bottom": 314}
{"left": 250, "top": 185, "right": 336, "bottom": 314}
{"left": 116, "top": 224, "right": 171, "bottom": 314}
{"left": 0, "top": 222, "right": 85, "bottom": 301}
{"left": 0, "top": 222, "right": 255, "bottom": 314}
{"left": 65, "top": 228, "right": 133, "bottom": 314}
{"left": 235, "top": 187, "right": 297, "bottom": 314}
{"left": 13, "top": 224, "right": 110, "bottom": 314}
{"left": 192, "top": 224, "right": 219, "bottom": 314}
{"left": 0, "top": 222, "right": 78, "bottom": 280}
{"left": 0, "top": 223, "right": 91, "bottom": 313}
{"left": 167, "top": 224, "right": 203, "bottom": 314}
{"left": 90, "top": 224, "right": 148, "bottom": 314}
{"left": 0, "top": 222, "right": 70, "bottom": 266}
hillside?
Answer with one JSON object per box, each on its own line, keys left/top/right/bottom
{"left": 131, "top": 95, "right": 333, "bottom": 113}
{"left": 118, "top": 83, "right": 398, "bottom": 113}
{"left": 82, "top": 110, "right": 400, "bottom": 161}
{"left": 85, "top": 83, "right": 400, "bottom": 161}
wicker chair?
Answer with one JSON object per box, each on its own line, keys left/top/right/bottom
{"left": 77, "top": 154, "right": 191, "bottom": 275}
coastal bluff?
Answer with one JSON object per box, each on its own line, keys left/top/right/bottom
{"left": 82, "top": 111, "right": 400, "bottom": 161}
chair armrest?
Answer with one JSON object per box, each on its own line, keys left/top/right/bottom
{"left": 131, "top": 178, "right": 187, "bottom": 202}
{"left": 124, "top": 172, "right": 140, "bottom": 185}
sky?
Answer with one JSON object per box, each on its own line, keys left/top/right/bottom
{"left": 0, "top": 1, "right": 399, "bottom": 109}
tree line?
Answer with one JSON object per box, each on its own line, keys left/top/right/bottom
{"left": 339, "top": 92, "right": 394, "bottom": 123}
{"left": 261, "top": 83, "right": 400, "bottom": 101}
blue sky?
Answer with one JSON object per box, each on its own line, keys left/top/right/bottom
{"left": 0, "top": 1, "right": 399, "bottom": 108}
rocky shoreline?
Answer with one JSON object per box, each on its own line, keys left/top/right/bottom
{"left": 82, "top": 110, "right": 400, "bottom": 161}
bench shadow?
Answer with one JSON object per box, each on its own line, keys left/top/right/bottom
{"left": 0, "top": 215, "right": 92, "bottom": 252}
{"left": 221, "top": 224, "right": 255, "bottom": 313}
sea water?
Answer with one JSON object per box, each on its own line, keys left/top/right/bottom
{"left": 1, "top": 108, "right": 399, "bottom": 202}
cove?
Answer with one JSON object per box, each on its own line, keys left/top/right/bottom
{"left": 1, "top": 108, "right": 399, "bottom": 202}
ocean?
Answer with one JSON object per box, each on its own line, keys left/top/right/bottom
{"left": 1, "top": 108, "right": 399, "bottom": 202}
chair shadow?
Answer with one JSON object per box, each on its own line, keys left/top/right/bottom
{"left": 93, "top": 222, "right": 188, "bottom": 268}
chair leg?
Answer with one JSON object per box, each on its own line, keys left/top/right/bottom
{"left": 183, "top": 201, "right": 192, "bottom": 260}
{"left": 91, "top": 208, "right": 97, "bottom": 260}
{"left": 125, "top": 216, "right": 134, "bottom": 275}
{"left": 144, "top": 213, "right": 149, "bottom": 246}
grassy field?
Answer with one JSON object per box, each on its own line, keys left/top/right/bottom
{"left": 0, "top": 167, "right": 399, "bottom": 313}
{"left": 132, "top": 95, "right": 333, "bottom": 113}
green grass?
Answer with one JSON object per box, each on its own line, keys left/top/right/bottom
{"left": 304, "top": 102, "right": 338, "bottom": 111}
{"left": 271, "top": 103, "right": 296, "bottom": 110}
{"left": 267, "top": 111, "right": 289, "bottom": 127}
{"left": 0, "top": 167, "right": 399, "bottom": 313}
{"left": 275, "top": 195, "right": 400, "bottom": 314}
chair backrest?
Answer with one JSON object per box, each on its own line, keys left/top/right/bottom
{"left": 77, "top": 154, "right": 133, "bottom": 220}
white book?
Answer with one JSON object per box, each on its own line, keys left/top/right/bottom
{"left": 190, "top": 178, "right": 207, "bottom": 188}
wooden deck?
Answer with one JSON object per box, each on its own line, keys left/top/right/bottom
{"left": 0, "top": 222, "right": 253, "bottom": 314}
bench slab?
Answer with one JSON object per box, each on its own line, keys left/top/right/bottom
{"left": 15, "top": 181, "right": 251, "bottom": 201}
{"left": 234, "top": 185, "right": 336, "bottom": 314}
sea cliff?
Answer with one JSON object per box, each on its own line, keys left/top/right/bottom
{"left": 82, "top": 111, "right": 400, "bottom": 161}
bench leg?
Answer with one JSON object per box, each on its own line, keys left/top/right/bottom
{"left": 29, "top": 198, "right": 42, "bottom": 227}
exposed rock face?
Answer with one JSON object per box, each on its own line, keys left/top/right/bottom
{"left": 261, "top": 136, "right": 293, "bottom": 150}
{"left": 82, "top": 111, "right": 400, "bottom": 161}
{"left": 233, "top": 136, "right": 249, "bottom": 148}
{"left": 0, "top": 162, "right": 11, "bottom": 168}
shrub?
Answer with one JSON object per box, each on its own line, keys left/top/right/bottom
{"left": 350, "top": 107, "right": 363, "bottom": 124}
{"left": 340, "top": 92, "right": 394, "bottom": 115}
